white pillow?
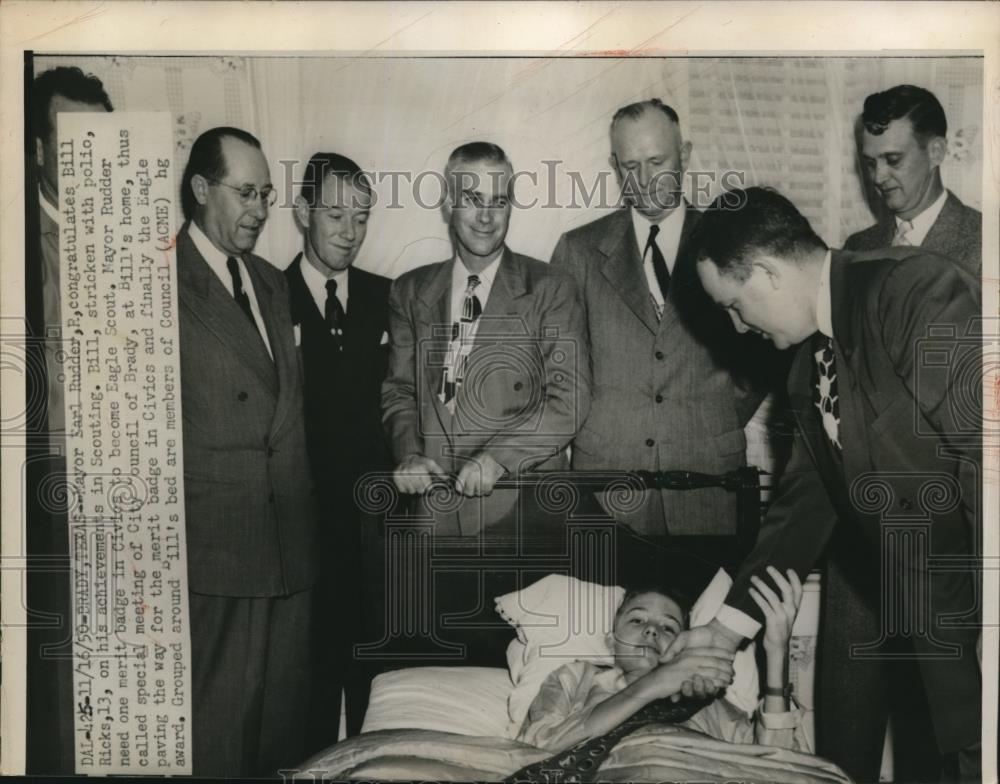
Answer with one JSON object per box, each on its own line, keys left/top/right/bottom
{"left": 496, "top": 571, "right": 759, "bottom": 733}
{"left": 360, "top": 666, "right": 513, "bottom": 738}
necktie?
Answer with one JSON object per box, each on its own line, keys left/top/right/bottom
{"left": 812, "top": 333, "right": 841, "bottom": 451}
{"left": 325, "top": 277, "right": 347, "bottom": 351}
{"left": 226, "top": 256, "right": 262, "bottom": 338}
{"left": 645, "top": 224, "right": 670, "bottom": 306}
{"left": 892, "top": 219, "right": 914, "bottom": 246}
{"left": 506, "top": 696, "right": 711, "bottom": 783}
{"left": 439, "top": 274, "right": 482, "bottom": 405}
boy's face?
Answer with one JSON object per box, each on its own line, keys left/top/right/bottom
{"left": 611, "top": 591, "right": 685, "bottom": 677}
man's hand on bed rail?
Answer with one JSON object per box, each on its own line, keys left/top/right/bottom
{"left": 393, "top": 453, "right": 447, "bottom": 494}
{"left": 661, "top": 620, "right": 743, "bottom": 701}
{"left": 455, "top": 452, "right": 507, "bottom": 497}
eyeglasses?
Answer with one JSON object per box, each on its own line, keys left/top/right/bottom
{"left": 205, "top": 176, "right": 278, "bottom": 207}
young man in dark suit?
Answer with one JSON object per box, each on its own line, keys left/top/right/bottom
{"left": 670, "top": 187, "right": 982, "bottom": 784}
{"left": 285, "top": 152, "right": 391, "bottom": 749}
{"left": 177, "top": 127, "right": 318, "bottom": 777}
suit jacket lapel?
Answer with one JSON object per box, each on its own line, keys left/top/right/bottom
{"left": 599, "top": 209, "right": 658, "bottom": 335}
{"left": 176, "top": 225, "right": 278, "bottom": 396}
{"left": 243, "top": 256, "right": 293, "bottom": 438}
{"left": 658, "top": 203, "right": 699, "bottom": 333}
{"left": 828, "top": 251, "right": 873, "bottom": 480}
{"left": 921, "top": 191, "right": 960, "bottom": 257}
{"left": 415, "top": 260, "right": 455, "bottom": 433}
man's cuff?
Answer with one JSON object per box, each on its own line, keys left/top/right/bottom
{"left": 716, "top": 604, "right": 761, "bottom": 639}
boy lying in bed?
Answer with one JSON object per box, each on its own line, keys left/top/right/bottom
{"left": 518, "top": 566, "right": 808, "bottom": 754}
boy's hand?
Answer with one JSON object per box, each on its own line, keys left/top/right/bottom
{"left": 641, "top": 646, "right": 735, "bottom": 701}
{"left": 749, "top": 566, "right": 803, "bottom": 656}
{"left": 661, "top": 621, "right": 742, "bottom": 701}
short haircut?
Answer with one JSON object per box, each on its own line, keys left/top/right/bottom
{"left": 444, "top": 141, "right": 512, "bottom": 198}
{"left": 693, "top": 186, "right": 826, "bottom": 280}
{"left": 32, "top": 66, "right": 113, "bottom": 141}
{"left": 617, "top": 581, "right": 693, "bottom": 630}
{"left": 299, "top": 152, "right": 371, "bottom": 209}
{"left": 861, "top": 84, "right": 947, "bottom": 142}
{"left": 610, "top": 98, "right": 680, "bottom": 134}
{"left": 181, "top": 126, "right": 262, "bottom": 221}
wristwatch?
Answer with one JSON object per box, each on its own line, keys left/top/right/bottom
{"left": 763, "top": 683, "right": 793, "bottom": 699}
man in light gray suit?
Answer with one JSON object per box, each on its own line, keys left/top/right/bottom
{"left": 381, "top": 142, "right": 589, "bottom": 665}
{"left": 177, "top": 127, "right": 318, "bottom": 777}
{"left": 551, "top": 99, "right": 773, "bottom": 540}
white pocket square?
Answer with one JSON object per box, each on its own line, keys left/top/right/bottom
{"left": 293, "top": 324, "right": 302, "bottom": 347}
{"left": 380, "top": 330, "right": 389, "bottom": 346}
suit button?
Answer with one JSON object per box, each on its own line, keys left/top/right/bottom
{"left": 899, "top": 497, "right": 913, "bottom": 510}
{"left": 267, "top": 447, "right": 275, "bottom": 458}
{"left": 655, "top": 351, "right": 664, "bottom": 360}
{"left": 514, "top": 381, "right": 523, "bottom": 391}
{"left": 238, "top": 391, "right": 248, "bottom": 401}
{"left": 655, "top": 394, "right": 664, "bottom": 404}
{"left": 645, "top": 438, "right": 655, "bottom": 447}
{"left": 268, "top": 492, "right": 275, "bottom": 503}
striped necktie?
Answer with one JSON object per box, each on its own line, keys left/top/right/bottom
{"left": 439, "top": 274, "right": 482, "bottom": 405}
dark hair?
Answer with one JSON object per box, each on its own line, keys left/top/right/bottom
{"left": 861, "top": 84, "right": 947, "bottom": 142}
{"left": 299, "top": 152, "right": 371, "bottom": 209}
{"left": 181, "top": 126, "right": 262, "bottom": 221}
{"left": 611, "top": 98, "right": 680, "bottom": 132}
{"left": 32, "top": 66, "right": 113, "bottom": 141}
{"left": 617, "top": 582, "right": 693, "bottom": 629}
{"left": 693, "top": 186, "right": 826, "bottom": 280}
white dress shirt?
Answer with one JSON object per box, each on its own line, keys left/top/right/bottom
{"left": 631, "top": 204, "right": 685, "bottom": 309}
{"left": 189, "top": 220, "right": 273, "bottom": 358}
{"left": 301, "top": 255, "right": 349, "bottom": 318}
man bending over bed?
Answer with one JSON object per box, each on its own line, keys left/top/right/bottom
{"left": 519, "top": 566, "right": 808, "bottom": 754}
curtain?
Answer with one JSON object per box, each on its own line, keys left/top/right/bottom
{"left": 37, "top": 54, "right": 982, "bottom": 276}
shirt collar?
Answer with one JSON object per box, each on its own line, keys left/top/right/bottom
{"left": 451, "top": 249, "right": 502, "bottom": 292}
{"left": 816, "top": 250, "right": 833, "bottom": 339}
{"left": 189, "top": 219, "right": 230, "bottom": 269}
{"left": 39, "top": 187, "right": 60, "bottom": 225}
{"left": 895, "top": 187, "right": 947, "bottom": 245}
{"left": 631, "top": 203, "right": 685, "bottom": 256}
{"left": 300, "top": 254, "right": 349, "bottom": 311}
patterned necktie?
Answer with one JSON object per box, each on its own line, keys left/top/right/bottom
{"left": 226, "top": 256, "right": 263, "bottom": 338}
{"left": 325, "top": 277, "right": 347, "bottom": 351}
{"left": 506, "top": 696, "right": 711, "bottom": 783}
{"left": 892, "top": 219, "right": 915, "bottom": 246}
{"left": 439, "top": 274, "right": 482, "bottom": 405}
{"left": 812, "top": 333, "right": 841, "bottom": 451}
{"left": 645, "top": 224, "right": 670, "bottom": 309}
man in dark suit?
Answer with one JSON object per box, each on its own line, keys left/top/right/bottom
{"left": 286, "top": 152, "right": 391, "bottom": 747}
{"left": 671, "top": 187, "right": 982, "bottom": 783}
{"left": 177, "top": 127, "right": 318, "bottom": 777}
{"left": 382, "top": 141, "right": 589, "bottom": 663}
{"left": 25, "top": 66, "right": 113, "bottom": 775}
{"left": 846, "top": 84, "right": 981, "bottom": 274}
{"left": 550, "top": 99, "right": 773, "bottom": 541}
{"left": 831, "top": 84, "right": 983, "bottom": 780}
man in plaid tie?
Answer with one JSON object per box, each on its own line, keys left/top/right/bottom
{"left": 381, "top": 142, "right": 589, "bottom": 667}
{"left": 683, "top": 187, "right": 983, "bottom": 783}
